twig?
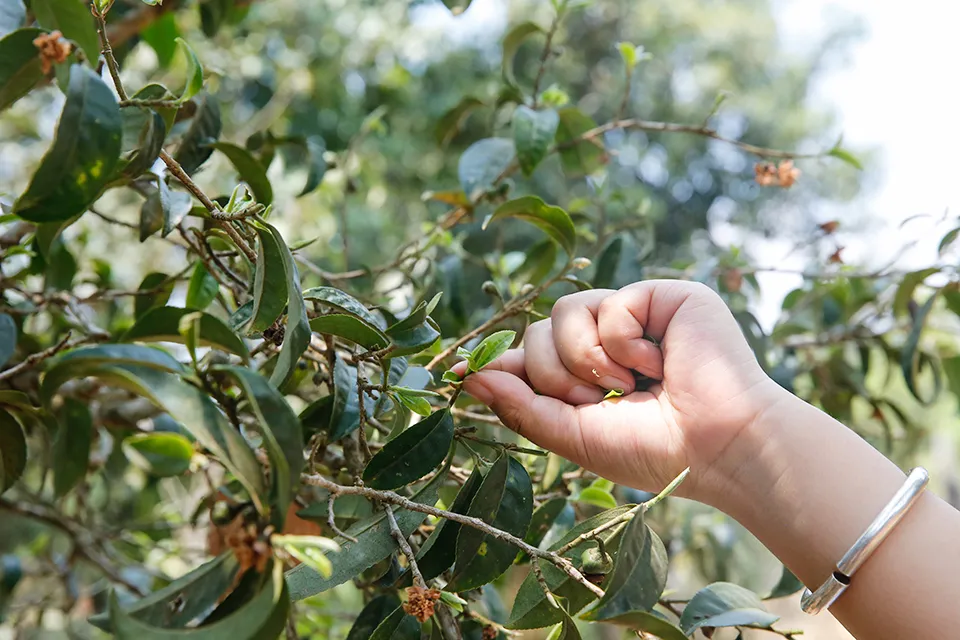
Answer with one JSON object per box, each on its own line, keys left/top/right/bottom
{"left": 532, "top": 557, "right": 560, "bottom": 609}
{"left": 326, "top": 494, "right": 357, "bottom": 543}
{"left": 0, "top": 333, "right": 80, "bottom": 382}
{"left": 531, "top": 11, "right": 561, "bottom": 108}
{"left": 302, "top": 473, "right": 604, "bottom": 598}
{"left": 384, "top": 506, "right": 425, "bottom": 588}
{"left": 118, "top": 98, "right": 179, "bottom": 109}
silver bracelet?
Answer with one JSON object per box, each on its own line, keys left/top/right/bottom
{"left": 801, "top": 467, "right": 929, "bottom": 614}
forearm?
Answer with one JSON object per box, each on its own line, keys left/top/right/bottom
{"left": 705, "top": 387, "right": 960, "bottom": 639}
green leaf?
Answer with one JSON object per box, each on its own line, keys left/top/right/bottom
{"left": 363, "top": 409, "right": 453, "bottom": 489}
{"left": 121, "top": 306, "right": 250, "bottom": 364}
{"left": 385, "top": 302, "right": 441, "bottom": 357}
{"left": 174, "top": 37, "right": 203, "bottom": 104}
{"left": 250, "top": 225, "right": 287, "bottom": 333}
{"left": 390, "top": 389, "right": 431, "bottom": 417}
{"left": 185, "top": 263, "right": 219, "bottom": 311}
{"left": 0, "top": 313, "right": 15, "bottom": 368}
{"left": 767, "top": 565, "right": 804, "bottom": 599}
{"left": 212, "top": 365, "right": 304, "bottom": 529}
{"left": 436, "top": 96, "right": 485, "bottom": 145}
{"left": 555, "top": 108, "right": 606, "bottom": 177}
{"left": 89, "top": 554, "right": 239, "bottom": 632}
{"left": 486, "top": 196, "right": 577, "bottom": 256}
{"left": 310, "top": 314, "right": 389, "bottom": 350}
{"left": 828, "top": 146, "right": 863, "bottom": 170}
{"left": 524, "top": 497, "right": 568, "bottom": 550}
{"left": 254, "top": 223, "right": 311, "bottom": 388}
{"left": 458, "top": 138, "right": 515, "bottom": 201}
{"left": 405, "top": 466, "right": 483, "bottom": 583}
{"left": 901, "top": 291, "right": 941, "bottom": 404}
{"left": 132, "top": 83, "right": 178, "bottom": 133}
{"left": 31, "top": 0, "right": 99, "bottom": 67}
{"left": 298, "top": 136, "right": 327, "bottom": 196}
{"left": 618, "top": 42, "right": 638, "bottom": 70}
{"left": 369, "top": 607, "right": 421, "bottom": 640}
{"left": 141, "top": 178, "right": 191, "bottom": 241}
{"left": 134, "top": 272, "right": 175, "bottom": 320}
{"left": 502, "top": 21, "right": 544, "bottom": 86}
{"left": 575, "top": 487, "right": 618, "bottom": 510}
{"left": 208, "top": 142, "right": 273, "bottom": 205}
{"left": 514, "top": 239, "right": 558, "bottom": 286}
{"left": 139, "top": 13, "right": 180, "bottom": 68}
{"left": 548, "top": 608, "right": 583, "bottom": 640}
{"left": 468, "top": 330, "right": 516, "bottom": 373}
{"left": 199, "top": 0, "right": 231, "bottom": 37}
{"left": 679, "top": 582, "right": 779, "bottom": 636}
{"left": 346, "top": 595, "right": 402, "bottom": 640}
{"left": 583, "top": 611, "right": 685, "bottom": 640}
{"left": 272, "top": 535, "right": 338, "bottom": 578}
{"left": 173, "top": 92, "right": 221, "bottom": 175}
{"left": 448, "top": 454, "right": 533, "bottom": 592}
{"left": 0, "top": 28, "right": 44, "bottom": 112}
{"left": 507, "top": 505, "right": 636, "bottom": 629}
{"left": 581, "top": 513, "right": 667, "bottom": 622}
{"left": 123, "top": 432, "right": 193, "bottom": 477}
{"left": 893, "top": 268, "right": 939, "bottom": 319}
{"left": 13, "top": 66, "right": 122, "bottom": 223}
{"left": 119, "top": 108, "right": 166, "bottom": 181}
{"left": 441, "top": 370, "right": 462, "bottom": 384}
{"left": 326, "top": 357, "right": 364, "bottom": 441}
{"left": 593, "top": 236, "right": 623, "bottom": 289}
{"left": 513, "top": 106, "right": 559, "bottom": 176}
{"left": 52, "top": 397, "right": 92, "bottom": 497}
{"left": 302, "top": 286, "right": 386, "bottom": 329}
{"left": 0, "top": 0, "right": 25, "bottom": 37}
{"left": 286, "top": 469, "right": 445, "bottom": 600}
{"left": 0, "top": 409, "right": 26, "bottom": 494}
{"left": 110, "top": 561, "right": 289, "bottom": 639}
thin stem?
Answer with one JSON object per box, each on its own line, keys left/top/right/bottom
{"left": 93, "top": 8, "right": 128, "bottom": 101}
{"left": 0, "top": 333, "right": 80, "bottom": 382}
{"left": 118, "top": 98, "right": 179, "bottom": 108}
{"left": 384, "top": 506, "right": 425, "bottom": 588}
{"left": 326, "top": 494, "right": 358, "bottom": 543}
{"left": 532, "top": 557, "right": 560, "bottom": 609}
{"left": 531, "top": 12, "right": 561, "bottom": 108}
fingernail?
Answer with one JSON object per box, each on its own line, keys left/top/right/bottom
{"left": 598, "top": 375, "right": 630, "bottom": 392}
{"left": 569, "top": 384, "right": 603, "bottom": 405}
{"left": 463, "top": 378, "right": 493, "bottom": 405}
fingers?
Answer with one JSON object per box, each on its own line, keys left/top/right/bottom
{"left": 461, "top": 369, "right": 594, "bottom": 465}
{"left": 551, "top": 290, "right": 636, "bottom": 392}
{"left": 524, "top": 320, "right": 606, "bottom": 405}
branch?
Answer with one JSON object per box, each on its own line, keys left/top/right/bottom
{"left": 531, "top": 11, "right": 561, "bottom": 108}
{"left": 0, "top": 333, "right": 81, "bottom": 382}
{"left": 384, "top": 505, "right": 425, "bottom": 589}
{"left": 302, "top": 473, "right": 605, "bottom": 598}
{"left": 326, "top": 494, "right": 357, "bottom": 543}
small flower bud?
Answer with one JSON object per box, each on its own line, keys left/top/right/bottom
{"left": 571, "top": 257, "right": 592, "bottom": 270}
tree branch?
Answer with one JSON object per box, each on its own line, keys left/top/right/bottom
{"left": 384, "top": 506, "right": 425, "bottom": 588}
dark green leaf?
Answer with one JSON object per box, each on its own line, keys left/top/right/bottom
{"left": 139, "top": 13, "right": 180, "bottom": 68}
{"left": 327, "top": 357, "right": 364, "bottom": 441}
{"left": 555, "top": 108, "right": 606, "bottom": 177}
{"left": 502, "top": 21, "right": 544, "bottom": 86}
{"left": 120, "top": 108, "right": 166, "bottom": 181}
{"left": 390, "top": 389, "right": 431, "bottom": 417}
{"left": 174, "top": 37, "right": 203, "bottom": 104}
{"left": 892, "top": 268, "right": 939, "bottom": 319}
{"left": 458, "top": 138, "right": 515, "bottom": 201}
{"left": 486, "top": 196, "right": 577, "bottom": 256}
{"left": 679, "top": 582, "right": 779, "bottom": 636}
{"left": 254, "top": 223, "right": 311, "bottom": 387}
{"left": 121, "top": 307, "right": 250, "bottom": 364}
{"left": 134, "top": 272, "right": 174, "bottom": 320}
{"left": 158, "top": 179, "right": 194, "bottom": 238}
{"left": 132, "top": 84, "right": 177, "bottom": 133}
{"left": 581, "top": 513, "right": 667, "bottom": 622}
{"left": 13, "top": 66, "right": 122, "bottom": 223}
{"left": 436, "top": 96, "right": 485, "bottom": 145}
{"left": 508, "top": 505, "right": 636, "bottom": 629}
{"left": 767, "top": 566, "right": 804, "bottom": 599}
{"left": 310, "top": 314, "right": 389, "bottom": 350}
{"left": 363, "top": 409, "right": 454, "bottom": 489}
{"left": 31, "top": 0, "right": 99, "bottom": 67}
{"left": 593, "top": 236, "right": 623, "bottom": 289}
{"left": 89, "top": 554, "right": 239, "bottom": 632}
{"left": 212, "top": 365, "right": 304, "bottom": 529}
{"left": 53, "top": 397, "right": 92, "bottom": 497}
{"left": 173, "top": 92, "right": 221, "bottom": 175}
{"left": 386, "top": 309, "right": 441, "bottom": 357}
{"left": 448, "top": 455, "right": 533, "bottom": 591}
{"left": 0, "top": 0, "right": 24, "bottom": 37}
{"left": 110, "top": 561, "right": 289, "bottom": 639}
{"left": 302, "top": 286, "right": 386, "bottom": 330}
{"left": 0, "top": 409, "right": 26, "bottom": 494}
{"left": 513, "top": 106, "right": 559, "bottom": 176}
{"left": 369, "top": 607, "right": 421, "bottom": 640}
{"left": 901, "top": 291, "right": 941, "bottom": 404}
{"left": 199, "top": 0, "right": 231, "bottom": 37}
{"left": 208, "top": 142, "right": 273, "bottom": 205}
{"left": 286, "top": 469, "right": 444, "bottom": 600}
{"left": 298, "top": 136, "right": 327, "bottom": 196}
{"left": 468, "top": 330, "right": 515, "bottom": 372}
{"left": 551, "top": 608, "right": 583, "bottom": 640}
{"left": 250, "top": 223, "right": 287, "bottom": 333}
{"left": 185, "top": 263, "right": 219, "bottom": 311}
{"left": 581, "top": 611, "right": 685, "bottom": 640}
{"left": 0, "top": 313, "right": 15, "bottom": 367}
{"left": 346, "top": 595, "right": 402, "bottom": 640}
{"left": 0, "top": 28, "right": 44, "bottom": 112}
{"left": 524, "top": 497, "right": 568, "bottom": 550}
{"left": 514, "top": 239, "right": 558, "bottom": 286}
{"left": 827, "top": 146, "right": 863, "bottom": 170}
{"left": 123, "top": 432, "right": 193, "bottom": 477}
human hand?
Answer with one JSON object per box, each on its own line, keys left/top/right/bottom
{"left": 451, "top": 280, "right": 787, "bottom": 500}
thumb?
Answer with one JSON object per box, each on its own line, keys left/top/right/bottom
{"left": 462, "top": 369, "right": 591, "bottom": 467}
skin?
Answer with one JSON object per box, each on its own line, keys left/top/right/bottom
{"left": 451, "top": 280, "right": 960, "bottom": 639}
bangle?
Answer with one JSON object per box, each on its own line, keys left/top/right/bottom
{"left": 800, "top": 467, "right": 929, "bottom": 614}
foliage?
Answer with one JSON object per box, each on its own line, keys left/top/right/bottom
{"left": 0, "top": 0, "right": 950, "bottom": 639}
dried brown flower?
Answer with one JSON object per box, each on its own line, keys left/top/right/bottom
{"left": 754, "top": 162, "right": 778, "bottom": 186}
{"left": 819, "top": 220, "right": 840, "bottom": 234}
{"left": 722, "top": 268, "right": 743, "bottom": 293}
{"left": 777, "top": 159, "right": 800, "bottom": 187}
{"left": 221, "top": 516, "right": 272, "bottom": 574}
{"left": 33, "top": 31, "right": 72, "bottom": 75}
{"left": 829, "top": 246, "right": 844, "bottom": 264}
{"left": 402, "top": 586, "right": 442, "bottom": 622}
{"left": 481, "top": 625, "right": 498, "bottom": 640}
{"left": 754, "top": 160, "right": 800, "bottom": 188}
